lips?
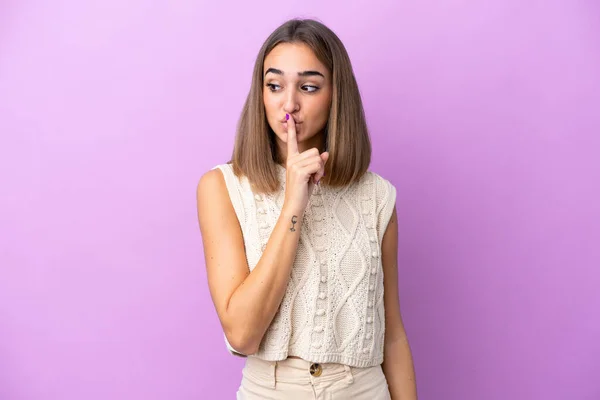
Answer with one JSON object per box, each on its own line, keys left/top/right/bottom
{"left": 279, "top": 118, "right": 303, "bottom": 124}
{"left": 281, "top": 120, "right": 302, "bottom": 134}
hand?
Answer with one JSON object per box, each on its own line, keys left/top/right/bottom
{"left": 283, "top": 114, "right": 329, "bottom": 215}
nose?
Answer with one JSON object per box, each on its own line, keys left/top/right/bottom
{"left": 283, "top": 88, "right": 299, "bottom": 114}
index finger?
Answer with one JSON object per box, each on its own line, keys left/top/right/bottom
{"left": 286, "top": 113, "right": 299, "bottom": 156}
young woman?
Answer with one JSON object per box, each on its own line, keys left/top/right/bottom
{"left": 197, "top": 18, "right": 417, "bottom": 399}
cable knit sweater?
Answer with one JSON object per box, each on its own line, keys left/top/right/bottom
{"left": 212, "top": 163, "right": 397, "bottom": 368}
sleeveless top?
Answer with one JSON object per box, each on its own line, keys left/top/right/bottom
{"left": 212, "top": 163, "right": 397, "bottom": 368}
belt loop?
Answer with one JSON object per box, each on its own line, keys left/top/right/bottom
{"left": 344, "top": 365, "right": 354, "bottom": 384}
{"left": 270, "top": 361, "right": 278, "bottom": 389}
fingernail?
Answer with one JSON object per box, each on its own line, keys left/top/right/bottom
{"left": 285, "top": 113, "right": 289, "bottom": 120}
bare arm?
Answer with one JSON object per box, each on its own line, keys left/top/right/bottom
{"left": 198, "top": 114, "right": 327, "bottom": 355}
{"left": 381, "top": 206, "right": 418, "bottom": 399}
{"left": 197, "top": 169, "right": 304, "bottom": 355}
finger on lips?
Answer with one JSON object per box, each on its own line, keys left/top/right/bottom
{"left": 286, "top": 113, "right": 299, "bottom": 156}
{"left": 285, "top": 113, "right": 329, "bottom": 185}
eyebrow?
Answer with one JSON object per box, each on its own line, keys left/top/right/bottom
{"left": 264, "top": 68, "right": 325, "bottom": 78}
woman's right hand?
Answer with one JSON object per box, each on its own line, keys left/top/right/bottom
{"left": 283, "top": 114, "right": 329, "bottom": 215}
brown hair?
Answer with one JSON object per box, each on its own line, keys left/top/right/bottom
{"left": 231, "top": 18, "right": 371, "bottom": 194}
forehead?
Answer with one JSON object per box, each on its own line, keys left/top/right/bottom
{"left": 263, "top": 42, "right": 328, "bottom": 76}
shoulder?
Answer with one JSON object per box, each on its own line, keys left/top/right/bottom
{"left": 360, "top": 171, "right": 397, "bottom": 218}
{"left": 364, "top": 170, "right": 397, "bottom": 197}
{"left": 196, "top": 165, "right": 231, "bottom": 207}
{"left": 198, "top": 166, "right": 225, "bottom": 192}
{"left": 196, "top": 164, "right": 244, "bottom": 237}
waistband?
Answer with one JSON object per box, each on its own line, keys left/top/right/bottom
{"left": 243, "top": 356, "right": 358, "bottom": 388}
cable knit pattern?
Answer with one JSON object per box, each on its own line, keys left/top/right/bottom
{"left": 212, "top": 163, "right": 397, "bottom": 368}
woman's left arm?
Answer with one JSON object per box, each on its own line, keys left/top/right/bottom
{"left": 381, "top": 206, "right": 418, "bottom": 399}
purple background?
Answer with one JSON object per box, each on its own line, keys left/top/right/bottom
{"left": 1, "top": 1, "right": 599, "bottom": 399}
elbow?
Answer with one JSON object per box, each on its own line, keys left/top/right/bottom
{"left": 225, "top": 326, "right": 261, "bottom": 356}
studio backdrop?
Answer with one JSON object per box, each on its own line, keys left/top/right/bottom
{"left": 0, "top": 1, "right": 598, "bottom": 399}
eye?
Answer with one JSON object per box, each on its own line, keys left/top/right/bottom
{"left": 302, "top": 85, "right": 319, "bottom": 93}
{"left": 266, "top": 83, "right": 281, "bottom": 92}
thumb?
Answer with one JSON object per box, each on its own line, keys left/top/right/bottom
{"left": 312, "top": 151, "right": 329, "bottom": 184}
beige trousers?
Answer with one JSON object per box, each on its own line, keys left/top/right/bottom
{"left": 236, "top": 356, "right": 391, "bottom": 399}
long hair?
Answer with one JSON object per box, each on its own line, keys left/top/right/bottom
{"left": 231, "top": 18, "right": 371, "bottom": 194}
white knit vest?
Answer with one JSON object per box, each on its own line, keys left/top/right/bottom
{"left": 213, "top": 163, "right": 397, "bottom": 368}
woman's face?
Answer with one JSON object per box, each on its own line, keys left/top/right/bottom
{"left": 263, "top": 42, "right": 332, "bottom": 154}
